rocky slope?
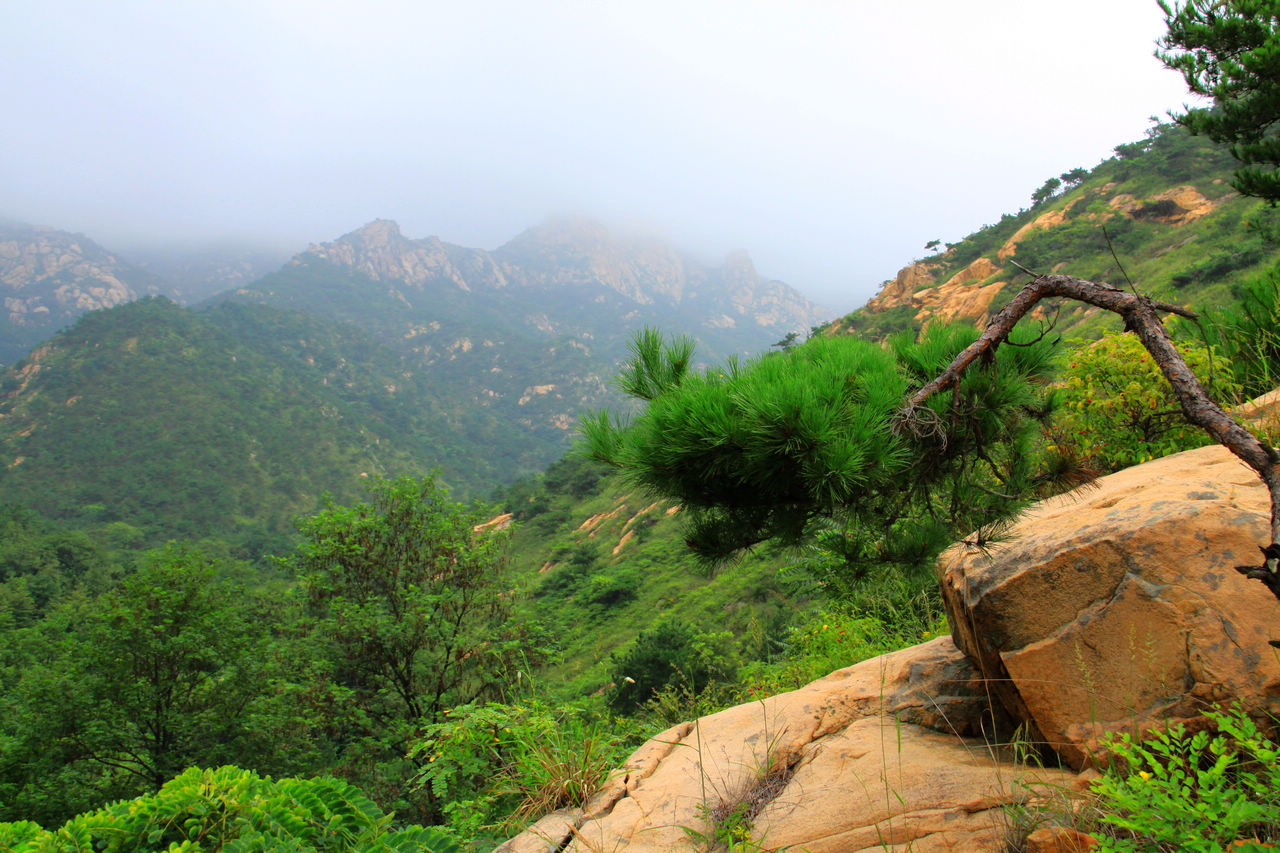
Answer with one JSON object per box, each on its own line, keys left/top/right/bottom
{"left": 503, "top": 433, "right": 1280, "bottom": 852}
{"left": 217, "top": 218, "right": 829, "bottom": 466}
{"left": 263, "top": 216, "right": 827, "bottom": 357}
{"left": 0, "top": 223, "right": 165, "bottom": 364}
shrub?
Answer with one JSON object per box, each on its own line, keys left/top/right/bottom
{"left": 0, "top": 765, "right": 460, "bottom": 852}
{"left": 410, "top": 696, "right": 642, "bottom": 843}
{"left": 1048, "top": 331, "right": 1237, "bottom": 473}
{"left": 1091, "top": 707, "right": 1280, "bottom": 852}
{"left": 607, "top": 621, "right": 738, "bottom": 714}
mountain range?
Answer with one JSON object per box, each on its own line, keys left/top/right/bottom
{"left": 0, "top": 216, "right": 828, "bottom": 549}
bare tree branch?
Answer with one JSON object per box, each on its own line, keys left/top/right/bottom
{"left": 898, "top": 273, "right": 1280, "bottom": 601}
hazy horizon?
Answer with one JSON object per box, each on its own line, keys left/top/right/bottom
{"left": 3, "top": 1, "right": 1198, "bottom": 312}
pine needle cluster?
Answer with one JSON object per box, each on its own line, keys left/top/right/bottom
{"left": 582, "top": 324, "right": 1061, "bottom": 584}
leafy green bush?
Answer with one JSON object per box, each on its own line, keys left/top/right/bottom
{"left": 0, "top": 765, "right": 460, "bottom": 852}
{"left": 1183, "top": 262, "right": 1280, "bottom": 399}
{"left": 410, "top": 696, "right": 642, "bottom": 843}
{"left": 1091, "top": 707, "right": 1280, "bottom": 852}
{"left": 606, "top": 621, "right": 739, "bottom": 714}
{"left": 1048, "top": 332, "right": 1237, "bottom": 473}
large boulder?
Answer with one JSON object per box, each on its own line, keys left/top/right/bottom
{"left": 498, "top": 637, "right": 1081, "bottom": 853}
{"left": 941, "top": 444, "right": 1280, "bottom": 768}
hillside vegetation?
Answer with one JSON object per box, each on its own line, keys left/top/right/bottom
{"left": 833, "top": 123, "right": 1280, "bottom": 341}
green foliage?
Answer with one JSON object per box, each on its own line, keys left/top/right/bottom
{"left": 606, "top": 621, "right": 739, "bottom": 714}
{"left": 584, "top": 325, "right": 1059, "bottom": 585}
{"left": 1090, "top": 707, "right": 1280, "bottom": 851}
{"left": 0, "top": 296, "right": 565, "bottom": 556}
{"left": 1032, "top": 176, "right": 1063, "bottom": 206}
{"left": 0, "top": 544, "right": 307, "bottom": 825}
{"left": 288, "top": 474, "right": 550, "bottom": 822}
{"left": 410, "top": 693, "right": 641, "bottom": 842}
{"left": 0, "top": 765, "right": 461, "bottom": 852}
{"left": 1049, "top": 332, "right": 1237, "bottom": 473}
{"left": 1160, "top": 0, "right": 1280, "bottom": 202}
{"left": 1181, "top": 261, "right": 1280, "bottom": 398}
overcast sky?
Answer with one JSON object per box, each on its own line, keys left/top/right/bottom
{"left": 2, "top": 1, "right": 1197, "bottom": 311}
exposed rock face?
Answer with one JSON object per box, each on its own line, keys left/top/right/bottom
{"left": 0, "top": 225, "right": 150, "bottom": 327}
{"left": 299, "top": 217, "right": 829, "bottom": 337}
{"left": 864, "top": 260, "right": 941, "bottom": 311}
{"left": 305, "top": 219, "right": 507, "bottom": 293}
{"left": 941, "top": 443, "right": 1280, "bottom": 769}
{"left": 998, "top": 203, "right": 1077, "bottom": 261}
{"left": 1108, "top": 185, "right": 1219, "bottom": 225}
{"left": 910, "top": 257, "right": 1008, "bottom": 325}
{"left": 498, "top": 638, "right": 1081, "bottom": 853}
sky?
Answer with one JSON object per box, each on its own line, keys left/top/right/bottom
{"left": 2, "top": 1, "right": 1198, "bottom": 312}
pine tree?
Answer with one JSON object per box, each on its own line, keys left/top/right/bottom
{"left": 1159, "top": 0, "right": 1280, "bottom": 201}
{"left": 582, "top": 324, "right": 1062, "bottom": 580}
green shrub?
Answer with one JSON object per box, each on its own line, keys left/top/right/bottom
{"left": 606, "top": 621, "right": 738, "bottom": 714}
{"left": 0, "top": 765, "right": 460, "bottom": 852}
{"left": 1048, "top": 331, "right": 1237, "bottom": 473}
{"left": 410, "top": 696, "right": 642, "bottom": 843}
{"left": 1091, "top": 707, "right": 1280, "bottom": 852}
{"left": 1182, "top": 262, "right": 1280, "bottom": 399}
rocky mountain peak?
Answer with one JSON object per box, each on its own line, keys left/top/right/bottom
{"left": 299, "top": 219, "right": 496, "bottom": 293}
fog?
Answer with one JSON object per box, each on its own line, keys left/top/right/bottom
{"left": 2, "top": 1, "right": 1195, "bottom": 311}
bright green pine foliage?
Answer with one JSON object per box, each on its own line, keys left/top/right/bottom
{"left": 0, "top": 766, "right": 462, "bottom": 853}
{"left": 1160, "top": 0, "right": 1280, "bottom": 203}
{"left": 583, "top": 323, "right": 1059, "bottom": 570}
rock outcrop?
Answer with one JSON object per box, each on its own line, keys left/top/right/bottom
{"left": 941, "top": 443, "right": 1280, "bottom": 768}
{"left": 1108, "top": 185, "right": 1219, "bottom": 225}
{"left": 864, "top": 261, "right": 941, "bottom": 312}
{"left": 506, "top": 433, "right": 1280, "bottom": 851}
{"left": 0, "top": 224, "right": 156, "bottom": 331}
{"left": 499, "top": 638, "right": 1082, "bottom": 852}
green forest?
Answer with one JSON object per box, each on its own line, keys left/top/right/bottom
{"left": 6, "top": 3, "right": 1280, "bottom": 850}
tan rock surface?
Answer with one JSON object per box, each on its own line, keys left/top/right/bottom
{"left": 999, "top": 205, "right": 1075, "bottom": 261}
{"left": 503, "top": 638, "right": 1081, "bottom": 852}
{"left": 865, "top": 261, "right": 942, "bottom": 311}
{"left": 1107, "top": 185, "right": 1218, "bottom": 224}
{"left": 941, "top": 444, "right": 1280, "bottom": 768}
{"left": 907, "top": 257, "right": 1008, "bottom": 327}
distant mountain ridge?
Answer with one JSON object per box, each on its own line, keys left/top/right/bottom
{"left": 0, "top": 217, "right": 827, "bottom": 549}
{"left": 286, "top": 217, "right": 827, "bottom": 348}
{"left": 214, "top": 217, "right": 830, "bottom": 468}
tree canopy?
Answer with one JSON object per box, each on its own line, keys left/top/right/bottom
{"left": 1159, "top": 0, "right": 1280, "bottom": 201}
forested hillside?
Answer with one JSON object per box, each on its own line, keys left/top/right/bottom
{"left": 0, "top": 297, "right": 534, "bottom": 551}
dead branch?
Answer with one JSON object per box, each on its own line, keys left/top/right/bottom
{"left": 898, "top": 273, "right": 1280, "bottom": 603}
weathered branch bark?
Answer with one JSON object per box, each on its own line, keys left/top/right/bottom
{"left": 899, "top": 273, "right": 1280, "bottom": 600}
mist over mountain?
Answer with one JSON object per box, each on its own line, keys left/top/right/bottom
{"left": 0, "top": 215, "right": 828, "bottom": 547}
